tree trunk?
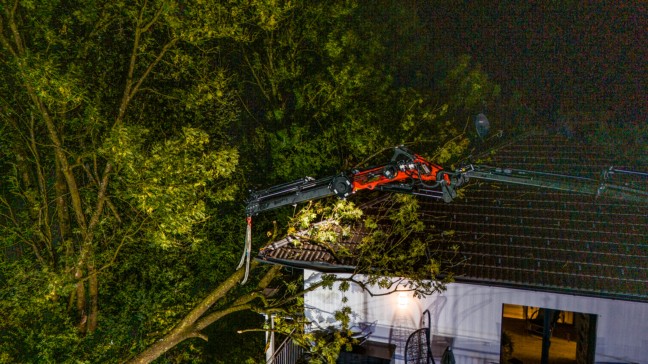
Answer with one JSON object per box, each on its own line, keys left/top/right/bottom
{"left": 127, "top": 263, "right": 282, "bottom": 363}
{"left": 75, "top": 269, "right": 87, "bottom": 334}
{"left": 54, "top": 157, "right": 72, "bottom": 267}
{"left": 128, "top": 328, "right": 205, "bottom": 364}
{"left": 126, "top": 267, "right": 249, "bottom": 363}
{"left": 88, "top": 263, "right": 99, "bottom": 333}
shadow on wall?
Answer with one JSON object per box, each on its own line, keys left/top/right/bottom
{"left": 450, "top": 287, "right": 494, "bottom": 337}
{"left": 426, "top": 295, "right": 448, "bottom": 334}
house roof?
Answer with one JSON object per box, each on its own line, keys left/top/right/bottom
{"left": 257, "top": 131, "right": 648, "bottom": 302}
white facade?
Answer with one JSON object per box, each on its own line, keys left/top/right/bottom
{"left": 304, "top": 269, "right": 648, "bottom": 364}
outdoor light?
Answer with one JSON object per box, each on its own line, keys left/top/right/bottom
{"left": 398, "top": 292, "right": 409, "bottom": 307}
{"left": 474, "top": 113, "right": 490, "bottom": 138}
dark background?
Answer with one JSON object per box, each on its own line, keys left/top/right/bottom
{"left": 418, "top": 2, "right": 646, "bottom": 123}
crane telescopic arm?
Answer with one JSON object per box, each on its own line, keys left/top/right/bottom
{"left": 245, "top": 146, "right": 647, "bottom": 217}
{"left": 245, "top": 147, "right": 459, "bottom": 217}
{"left": 457, "top": 165, "right": 648, "bottom": 203}
{"left": 237, "top": 145, "right": 647, "bottom": 283}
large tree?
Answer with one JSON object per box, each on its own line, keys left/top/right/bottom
{"left": 1, "top": 1, "right": 502, "bottom": 362}
{"left": 0, "top": 0, "right": 263, "bottom": 361}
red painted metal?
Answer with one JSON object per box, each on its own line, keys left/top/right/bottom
{"left": 351, "top": 153, "right": 449, "bottom": 192}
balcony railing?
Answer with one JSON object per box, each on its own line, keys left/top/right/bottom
{"left": 267, "top": 330, "right": 304, "bottom": 364}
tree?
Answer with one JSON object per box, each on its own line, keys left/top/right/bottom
{"left": 1, "top": 1, "right": 503, "bottom": 362}
{"left": 0, "top": 0, "right": 255, "bottom": 361}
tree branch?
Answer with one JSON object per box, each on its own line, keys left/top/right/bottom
{"left": 28, "top": 114, "right": 54, "bottom": 260}
{"left": 1, "top": 8, "right": 92, "bottom": 259}
{"left": 0, "top": 17, "right": 17, "bottom": 58}
{"left": 7, "top": 2, "right": 24, "bottom": 55}
{"left": 126, "top": 263, "right": 258, "bottom": 363}
{"left": 116, "top": 6, "right": 143, "bottom": 125}
{"left": 127, "top": 38, "right": 179, "bottom": 103}
{"left": 243, "top": 50, "right": 271, "bottom": 101}
{"left": 87, "top": 163, "right": 113, "bottom": 233}
{"left": 116, "top": 2, "right": 177, "bottom": 125}
{"left": 194, "top": 303, "right": 254, "bottom": 332}
{"left": 189, "top": 331, "right": 209, "bottom": 342}
{"left": 142, "top": 3, "right": 164, "bottom": 33}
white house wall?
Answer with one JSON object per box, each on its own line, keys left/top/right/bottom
{"left": 303, "top": 269, "right": 648, "bottom": 364}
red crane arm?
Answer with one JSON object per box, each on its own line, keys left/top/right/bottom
{"left": 245, "top": 147, "right": 457, "bottom": 217}
{"left": 351, "top": 152, "right": 450, "bottom": 192}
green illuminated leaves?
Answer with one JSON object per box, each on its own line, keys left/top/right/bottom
{"left": 0, "top": 0, "right": 505, "bottom": 361}
{"left": 285, "top": 193, "right": 455, "bottom": 301}
{"left": 103, "top": 127, "right": 238, "bottom": 248}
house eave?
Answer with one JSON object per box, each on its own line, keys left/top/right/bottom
{"left": 257, "top": 256, "right": 648, "bottom": 303}
{"left": 255, "top": 257, "right": 357, "bottom": 273}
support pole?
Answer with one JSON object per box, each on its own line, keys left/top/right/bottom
{"left": 540, "top": 309, "right": 554, "bottom": 364}
{"left": 265, "top": 314, "right": 275, "bottom": 363}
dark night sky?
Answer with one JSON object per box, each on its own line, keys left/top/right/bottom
{"left": 420, "top": 2, "right": 646, "bottom": 123}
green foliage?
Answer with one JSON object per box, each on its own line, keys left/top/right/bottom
{"left": 438, "top": 54, "right": 501, "bottom": 113}
{"left": 0, "top": 259, "right": 80, "bottom": 362}
{"left": 203, "top": 311, "right": 265, "bottom": 364}
{"left": 235, "top": 1, "right": 502, "bottom": 188}
{"left": 288, "top": 195, "right": 457, "bottom": 297}
{"left": 269, "top": 310, "right": 358, "bottom": 364}
{"left": 1, "top": 0, "right": 511, "bottom": 362}
{"left": 0, "top": 0, "right": 249, "bottom": 362}
{"left": 103, "top": 126, "right": 238, "bottom": 248}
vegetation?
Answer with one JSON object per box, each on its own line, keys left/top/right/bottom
{"left": 0, "top": 0, "right": 501, "bottom": 362}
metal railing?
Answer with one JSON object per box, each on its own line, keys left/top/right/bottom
{"left": 267, "top": 331, "right": 305, "bottom": 364}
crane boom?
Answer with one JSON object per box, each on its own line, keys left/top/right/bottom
{"left": 237, "top": 145, "right": 647, "bottom": 283}
{"left": 245, "top": 146, "right": 457, "bottom": 217}
{"left": 459, "top": 165, "right": 648, "bottom": 203}
{"left": 245, "top": 147, "right": 648, "bottom": 217}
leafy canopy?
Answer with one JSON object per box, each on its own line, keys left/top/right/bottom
{"left": 1, "top": 0, "right": 504, "bottom": 362}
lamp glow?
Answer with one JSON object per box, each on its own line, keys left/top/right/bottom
{"left": 398, "top": 292, "right": 409, "bottom": 307}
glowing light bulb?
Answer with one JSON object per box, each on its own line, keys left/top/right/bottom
{"left": 398, "top": 292, "right": 409, "bottom": 307}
